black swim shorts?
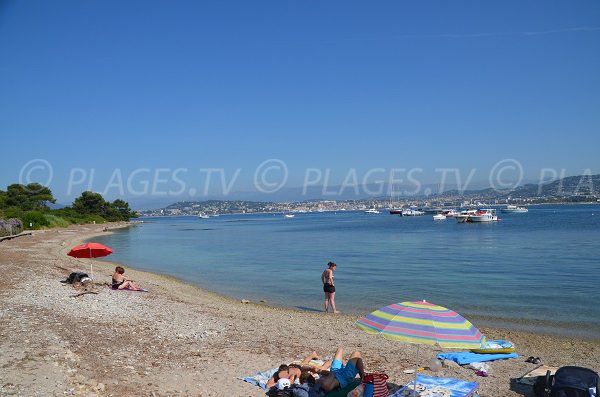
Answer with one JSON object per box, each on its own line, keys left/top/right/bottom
{"left": 323, "top": 283, "right": 335, "bottom": 293}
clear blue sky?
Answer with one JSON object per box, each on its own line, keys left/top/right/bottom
{"left": 1, "top": 1, "right": 599, "bottom": 205}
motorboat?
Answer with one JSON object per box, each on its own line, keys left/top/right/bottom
{"left": 401, "top": 208, "right": 425, "bottom": 216}
{"left": 468, "top": 209, "right": 498, "bottom": 222}
{"left": 198, "top": 213, "right": 210, "bottom": 219}
{"left": 442, "top": 209, "right": 459, "bottom": 218}
{"left": 433, "top": 214, "right": 446, "bottom": 221}
{"left": 284, "top": 213, "right": 295, "bottom": 218}
{"left": 501, "top": 205, "right": 528, "bottom": 213}
{"left": 365, "top": 208, "right": 381, "bottom": 214}
{"left": 455, "top": 209, "right": 477, "bottom": 223}
{"left": 388, "top": 209, "right": 403, "bottom": 215}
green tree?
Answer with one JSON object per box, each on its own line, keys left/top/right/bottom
{"left": 71, "top": 192, "right": 136, "bottom": 221}
{"left": 110, "top": 199, "right": 137, "bottom": 220}
{"left": 4, "top": 183, "right": 55, "bottom": 211}
{"left": 72, "top": 191, "right": 109, "bottom": 216}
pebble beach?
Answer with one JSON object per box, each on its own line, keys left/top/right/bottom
{"left": 0, "top": 223, "right": 598, "bottom": 397}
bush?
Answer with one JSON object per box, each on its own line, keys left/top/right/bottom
{"left": 43, "top": 214, "right": 71, "bottom": 228}
{"left": 22, "top": 211, "right": 50, "bottom": 229}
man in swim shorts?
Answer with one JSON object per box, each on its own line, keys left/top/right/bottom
{"left": 317, "top": 347, "right": 365, "bottom": 392}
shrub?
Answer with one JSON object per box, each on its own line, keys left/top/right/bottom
{"left": 22, "top": 211, "right": 51, "bottom": 229}
{"left": 43, "top": 214, "right": 71, "bottom": 228}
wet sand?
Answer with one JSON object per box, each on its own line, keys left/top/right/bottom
{"left": 0, "top": 223, "right": 598, "bottom": 396}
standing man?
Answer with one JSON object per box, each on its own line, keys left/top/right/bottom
{"left": 321, "top": 261, "right": 337, "bottom": 313}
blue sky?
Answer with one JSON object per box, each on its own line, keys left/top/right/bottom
{"left": 1, "top": 1, "right": 599, "bottom": 206}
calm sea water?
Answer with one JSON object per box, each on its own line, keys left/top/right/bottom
{"left": 94, "top": 204, "right": 600, "bottom": 340}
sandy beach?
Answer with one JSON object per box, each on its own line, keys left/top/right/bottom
{"left": 0, "top": 223, "right": 598, "bottom": 397}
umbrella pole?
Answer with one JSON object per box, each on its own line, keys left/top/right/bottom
{"left": 413, "top": 344, "right": 420, "bottom": 397}
{"left": 89, "top": 247, "right": 94, "bottom": 280}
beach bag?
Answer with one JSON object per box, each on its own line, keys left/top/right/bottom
{"left": 64, "top": 272, "right": 90, "bottom": 284}
{"left": 363, "top": 373, "right": 389, "bottom": 397}
{"left": 549, "top": 366, "right": 599, "bottom": 397}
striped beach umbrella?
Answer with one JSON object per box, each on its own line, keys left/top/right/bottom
{"left": 356, "top": 300, "right": 485, "bottom": 396}
{"left": 356, "top": 300, "right": 485, "bottom": 348}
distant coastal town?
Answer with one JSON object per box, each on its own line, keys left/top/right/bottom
{"left": 139, "top": 174, "right": 600, "bottom": 217}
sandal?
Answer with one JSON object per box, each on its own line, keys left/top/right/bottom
{"left": 525, "top": 356, "right": 542, "bottom": 364}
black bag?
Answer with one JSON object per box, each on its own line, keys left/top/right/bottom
{"left": 535, "top": 366, "right": 599, "bottom": 397}
{"left": 63, "top": 272, "right": 90, "bottom": 284}
{"left": 266, "top": 386, "right": 294, "bottom": 397}
{"left": 550, "top": 366, "right": 599, "bottom": 397}
{"left": 534, "top": 371, "right": 554, "bottom": 397}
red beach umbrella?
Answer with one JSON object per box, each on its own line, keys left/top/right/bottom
{"left": 67, "top": 242, "right": 113, "bottom": 280}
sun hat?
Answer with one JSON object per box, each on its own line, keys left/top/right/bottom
{"left": 276, "top": 378, "right": 291, "bottom": 390}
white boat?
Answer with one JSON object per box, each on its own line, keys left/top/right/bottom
{"left": 198, "top": 214, "right": 210, "bottom": 219}
{"left": 433, "top": 214, "right": 446, "bottom": 221}
{"left": 468, "top": 209, "right": 498, "bottom": 222}
{"left": 401, "top": 208, "right": 425, "bottom": 216}
{"left": 284, "top": 213, "right": 295, "bottom": 218}
{"left": 365, "top": 208, "right": 381, "bottom": 214}
{"left": 442, "top": 209, "right": 459, "bottom": 218}
{"left": 501, "top": 205, "right": 528, "bottom": 213}
{"left": 456, "top": 209, "right": 477, "bottom": 223}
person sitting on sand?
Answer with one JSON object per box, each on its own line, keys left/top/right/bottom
{"left": 292, "top": 347, "right": 366, "bottom": 397}
{"left": 266, "top": 351, "right": 332, "bottom": 389}
{"left": 111, "top": 266, "right": 143, "bottom": 291}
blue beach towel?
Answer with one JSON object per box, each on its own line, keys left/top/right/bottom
{"left": 241, "top": 367, "right": 278, "bottom": 390}
{"left": 437, "top": 352, "right": 519, "bottom": 365}
{"left": 390, "top": 375, "right": 479, "bottom": 397}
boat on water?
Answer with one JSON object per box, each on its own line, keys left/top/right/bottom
{"left": 388, "top": 209, "right": 403, "bottom": 215}
{"left": 198, "top": 214, "right": 210, "bottom": 219}
{"left": 501, "top": 205, "right": 529, "bottom": 213}
{"left": 284, "top": 213, "right": 295, "bottom": 218}
{"left": 455, "top": 209, "right": 477, "bottom": 223}
{"left": 365, "top": 208, "right": 381, "bottom": 214}
{"left": 442, "top": 209, "right": 459, "bottom": 218}
{"left": 468, "top": 209, "right": 498, "bottom": 222}
{"left": 433, "top": 214, "right": 446, "bottom": 220}
{"left": 401, "top": 208, "right": 425, "bottom": 216}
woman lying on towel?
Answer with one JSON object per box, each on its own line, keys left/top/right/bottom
{"left": 111, "top": 266, "right": 144, "bottom": 291}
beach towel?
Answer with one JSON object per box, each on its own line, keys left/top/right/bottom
{"left": 108, "top": 285, "right": 149, "bottom": 292}
{"left": 240, "top": 361, "right": 357, "bottom": 394}
{"left": 517, "top": 365, "right": 559, "bottom": 385}
{"left": 241, "top": 367, "right": 278, "bottom": 389}
{"left": 390, "top": 375, "right": 479, "bottom": 397}
{"left": 437, "top": 352, "right": 518, "bottom": 365}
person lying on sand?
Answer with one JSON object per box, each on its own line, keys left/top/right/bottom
{"left": 266, "top": 351, "right": 332, "bottom": 389}
{"left": 293, "top": 347, "right": 366, "bottom": 397}
{"left": 111, "top": 266, "right": 144, "bottom": 291}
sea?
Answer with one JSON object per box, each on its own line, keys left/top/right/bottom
{"left": 94, "top": 204, "right": 600, "bottom": 340}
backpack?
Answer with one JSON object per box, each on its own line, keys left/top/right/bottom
{"left": 266, "top": 386, "right": 294, "bottom": 397}
{"left": 535, "top": 366, "right": 599, "bottom": 397}
{"left": 64, "top": 272, "right": 90, "bottom": 284}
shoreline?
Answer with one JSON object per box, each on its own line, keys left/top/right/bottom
{"left": 96, "top": 215, "right": 600, "bottom": 343}
{"left": 1, "top": 223, "right": 598, "bottom": 396}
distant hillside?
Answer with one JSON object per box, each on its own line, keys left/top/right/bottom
{"left": 433, "top": 174, "right": 599, "bottom": 200}
{"left": 508, "top": 174, "right": 599, "bottom": 198}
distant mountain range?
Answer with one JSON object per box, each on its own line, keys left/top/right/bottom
{"left": 437, "top": 174, "right": 600, "bottom": 199}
